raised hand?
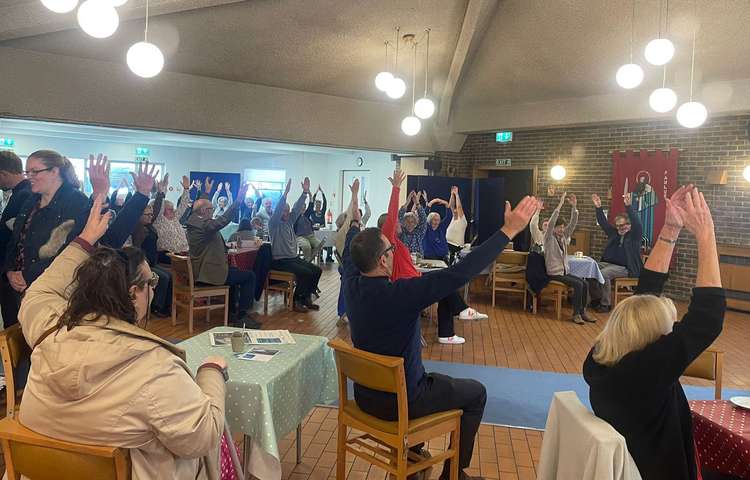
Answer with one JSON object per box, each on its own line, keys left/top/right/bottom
{"left": 79, "top": 194, "right": 113, "bottom": 245}
{"left": 204, "top": 177, "right": 214, "bottom": 194}
{"left": 217, "top": 182, "right": 223, "bottom": 192}
{"left": 567, "top": 193, "right": 577, "bottom": 207}
{"left": 623, "top": 192, "right": 632, "bottom": 207}
{"left": 284, "top": 178, "right": 292, "bottom": 196}
{"left": 195, "top": 179, "right": 202, "bottom": 190}
{"left": 389, "top": 169, "right": 406, "bottom": 188}
{"left": 681, "top": 187, "right": 715, "bottom": 239}
{"left": 302, "top": 177, "right": 311, "bottom": 193}
{"left": 591, "top": 193, "right": 602, "bottom": 208}
{"left": 451, "top": 186, "right": 458, "bottom": 195}
{"left": 557, "top": 192, "right": 567, "bottom": 209}
{"left": 181, "top": 175, "right": 191, "bottom": 190}
{"left": 501, "top": 196, "right": 540, "bottom": 239}
{"left": 364, "top": 190, "right": 368, "bottom": 203}
{"left": 130, "top": 161, "right": 159, "bottom": 196}
{"left": 538, "top": 199, "right": 545, "bottom": 211}
{"left": 157, "top": 172, "right": 169, "bottom": 193}
{"left": 350, "top": 178, "right": 360, "bottom": 195}
{"left": 224, "top": 182, "right": 231, "bottom": 192}
{"left": 664, "top": 185, "right": 692, "bottom": 231}
{"left": 88, "top": 153, "right": 110, "bottom": 197}
{"left": 236, "top": 182, "right": 250, "bottom": 203}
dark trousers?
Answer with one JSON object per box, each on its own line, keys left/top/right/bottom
{"left": 447, "top": 244, "right": 462, "bottom": 265}
{"left": 358, "top": 373, "right": 486, "bottom": 476}
{"left": 225, "top": 267, "right": 256, "bottom": 315}
{"left": 437, "top": 291, "right": 468, "bottom": 338}
{"left": 151, "top": 265, "right": 172, "bottom": 315}
{"left": 337, "top": 265, "right": 346, "bottom": 317}
{"left": 0, "top": 277, "right": 21, "bottom": 329}
{"left": 323, "top": 246, "right": 335, "bottom": 262}
{"left": 271, "top": 257, "right": 322, "bottom": 301}
{"left": 549, "top": 274, "right": 588, "bottom": 315}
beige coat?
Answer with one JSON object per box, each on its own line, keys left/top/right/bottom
{"left": 18, "top": 243, "right": 226, "bottom": 480}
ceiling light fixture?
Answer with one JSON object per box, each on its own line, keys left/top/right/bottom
{"left": 374, "top": 41, "right": 394, "bottom": 92}
{"left": 645, "top": 0, "right": 674, "bottom": 65}
{"left": 401, "top": 43, "right": 421, "bottom": 136}
{"left": 77, "top": 0, "right": 119, "bottom": 38}
{"left": 743, "top": 165, "right": 750, "bottom": 183}
{"left": 676, "top": 28, "right": 707, "bottom": 128}
{"left": 41, "top": 0, "right": 79, "bottom": 13}
{"left": 109, "top": 0, "right": 128, "bottom": 6}
{"left": 414, "top": 28, "right": 435, "bottom": 119}
{"left": 126, "top": 0, "right": 164, "bottom": 78}
{"left": 550, "top": 165, "right": 567, "bottom": 181}
{"left": 387, "top": 27, "right": 407, "bottom": 99}
{"left": 649, "top": 1, "right": 676, "bottom": 112}
{"left": 616, "top": 0, "right": 644, "bottom": 89}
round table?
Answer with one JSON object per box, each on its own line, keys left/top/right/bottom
{"left": 566, "top": 255, "right": 605, "bottom": 284}
{"left": 313, "top": 227, "right": 336, "bottom": 247}
{"left": 690, "top": 400, "right": 750, "bottom": 479}
{"left": 228, "top": 247, "right": 260, "bottom": 271}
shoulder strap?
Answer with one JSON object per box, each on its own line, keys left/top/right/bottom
{"left": 33, "top": 324, "right": 61, "bottom": 350}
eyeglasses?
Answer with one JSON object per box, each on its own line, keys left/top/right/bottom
{"left": 615, "top": 223, "right": 631, "bottom": 228}
{"left": 23, "top": 167, "right": 53, "bottom": 177}
{"left": 379, "top": 244, "right": 395, "bottom": 258}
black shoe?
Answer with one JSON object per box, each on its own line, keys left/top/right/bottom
{"left": 232, "top": 312, "right": 261, "bottom": 329}
{"left": 293, "top": 302, "right": 309, "bottom": 313}
{"left": 595, "top": 305, "right": 611, "bottom": 313}
{"left": 304, "top": 301, "right": 320, "bottom": 311}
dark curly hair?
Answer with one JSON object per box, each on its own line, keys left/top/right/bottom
{"left": 60, "top": 246, "right": 147, "bottom": 329}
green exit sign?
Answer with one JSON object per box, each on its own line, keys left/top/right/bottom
{"left": 495, "top": 158, "right": 512, "bottom": 167}
{"left": 135, "top": 147, "right": 150, "bottom": 157}
{"left": 0, "top": 137, "right": 16, "bottom": 149}
{"left": 495, "top": 131, "right": 513, "bottom": 143}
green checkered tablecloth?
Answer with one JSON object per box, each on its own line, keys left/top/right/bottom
{"left": 180, "top": 327, "right": 338, "bottom": 463}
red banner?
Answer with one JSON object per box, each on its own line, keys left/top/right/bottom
{"left": 610, "top": 149, "right": 679, "bottom": 248}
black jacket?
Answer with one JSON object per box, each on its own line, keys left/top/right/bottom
{"left": 5, "top": 183, "right": 148, "bottom": 284}
{"left": 584, "top": 269, "right": 725, "bottom": 480}
{"left": 0, "top": 179, "right": 33, "bottom": 265}
{"left": 596, "top": 204, "right": 643, "bottom": 277}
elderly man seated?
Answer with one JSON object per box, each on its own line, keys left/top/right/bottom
{"left": 187, "top": 181, "right": 259, "bottom": 327}
{"left": 153, "top": 175, "right": 192, "bottom": 263}
{"left": 270, "top": 177, "right": 322, "bottom": 313}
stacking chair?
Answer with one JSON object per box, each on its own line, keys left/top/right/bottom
{"left": 613, "top": 277, "right": 639, "bottom": 307}
{"left": 491, "top": 250, "right": 528, "bottom": 309}
{"left": 0, "top": 417, "right": 131, "bottom": 480}
{"left": 168, "top": 254, "right": 230, "bottom": 334}
{"left": 263, "top": 271, "right": 297, "bottom": 314}
{"left": 529, "top": 281, "right": 569, "bottom": 321}
{"left": 0, "top": 324, "right": 31, "bottom": 418}
{"left": 328, "top": 339, "right": 461, "bottom": 480}
{"left": 683, "top": 349, "right": 724, "bottom": 399}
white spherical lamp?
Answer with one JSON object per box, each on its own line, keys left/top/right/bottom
{"left": 676, "top": 101, "right": 708, "bottom": 128}
{"left": 615, "top": 63, "right": 644, "bottom": 89}
{"left": 743, "top": 165, "right": 750, "bottom": 183}
{"left": 375, "top": 71, "right": 394, "bottom": 92}
{"left": 649, "top": 87, "right": 677, "bottom": 113}
{"left": 109, "top": 0, "right": 128, "bottom": 5}
{"left": 550, "top": 165, "right": 567, "bottom": 181}
{"left": 414, "top": 97, "right": 435, "bottom": 119}
{"left": 401, "top": 116, "right": 421, "bottom": 136}
{"left": 41, "top": 0, "right": 79, "bottom": 13}
{"left": 77, "top": 0, "right": 119, "bottom": 38}
{"left": 127, "top": 41, "right": 165, "bottom": 78}
{"left": 386, "top": 77, "right": 406, "bottom": 99}
{"left": 644, "top": 38, "right": 675, "bottom": 66}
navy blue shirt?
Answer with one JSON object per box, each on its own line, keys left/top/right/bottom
{"left": 422, "top": 208, "right": 452, "bottom": 259}
{"left": 342, "top": 225, "right": 511, "bottom": 404}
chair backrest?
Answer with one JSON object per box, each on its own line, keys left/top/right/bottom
{"left": 168, "top": 253, "right": 194, "bottom": 292}
{"left": 327, "top": 339, "right": 409, "bottom": 431}
{"left": 0, "top": 417, "right": 131, "bottom": 480}
{"left": 684, "top": 349, "right": 723, "bottom": 399}
{"left": 496, "top": 250, "right": 528, "bottom": 266}
{"left": 0, "top": 324, "right": 32, "bottom": 418}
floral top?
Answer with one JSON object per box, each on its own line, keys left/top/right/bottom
{"left": 153, "top": 190, "right": 190, "bottom": 254}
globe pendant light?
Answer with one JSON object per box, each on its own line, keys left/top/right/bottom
{"left": 109, "top": 0, "right": 128, "bottom": 5}
{"left": 387, "top": 77, "right": 406, "bottom": 99}
{"left": 127, "top": 0, "right": 164, "bottom": 78}
{"left": 414, "top": 28, "right": 435, "bottom": 119}
{"left": 374, "top": 41, "right": 393, "bottom": 92}
{"left": 616, "top": 0, "right": 644, "bottom": 89}
{"left": 77, "top": 0, "right": 119, "bottom": 39}
{"left": 743, "top": 165, "right": 750, "bottom": 183}
{"left": 644, "top": 0, "right": 674, "bottom": 66}
{"left": 550, "top": 165, "right": 566, "bottom": 181}
{"left": 41, "top": 0, "right": 79, "bottom": 13}
{"left": 649, "top": 66, "right": 677, "bottom": 112}
{"left": 401, "top": 43, "right": 421, "bottom": 136}
{"left": 676, "top": 29, "right": 707, "bottom": 128}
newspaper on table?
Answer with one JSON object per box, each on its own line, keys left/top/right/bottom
{"left": 245, "top": 329, "right": 296, "bottom": 345}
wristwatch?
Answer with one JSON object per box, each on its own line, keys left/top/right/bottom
{"left": 200, "top": 362, "right": 229, "bottom": 382}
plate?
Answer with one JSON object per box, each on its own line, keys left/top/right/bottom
{"left": 729, "top": 396, "right": 750, "bottom": 409}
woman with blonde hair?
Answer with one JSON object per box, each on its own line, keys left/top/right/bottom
{"left": 584, "top": 185, "right": 724, "bottom": 480}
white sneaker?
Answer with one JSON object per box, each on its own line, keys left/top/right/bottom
{"left": 458, "top": 308, "right": 488, "bottom": 320}
{"left": 438, "top": 335, "right": 466, "bottom": 345}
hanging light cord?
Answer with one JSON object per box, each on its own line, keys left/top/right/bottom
{"left": 394, "top": 27, "right": 400, "bottom": 74}
{"left": 423, "top": 29, "right": 430, "bottom": 97}
{"left": 629, "top": 0, "right": 635, "bottom": 62}
{"left": 661, "top": 0, "right": 669, "bottom": 88}
{"left": 144, "top": 0, "right": 150, "bottom": 41}
{"left": 383, "top": 41, "right": 389, "bottom": 71}
{"left": 657, "top": 0, "right": 662, "bottom": 37}
{"left": 689, "top": 28, "right": 696, "bottom": 100}
{"left": 411, "top": 43, "right": 417, "bottom": 114}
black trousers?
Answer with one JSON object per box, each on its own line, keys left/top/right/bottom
{"left": 357, "top": 373, "right": 487, "bottom": 475}
{"left": 225, "top": 267, "right": 256, "bottom": 314}
{"left": 437, "top": 291, "right": 468, "bottom": 338}
{"left": 549, "top": 274, "right": 588, "bottom": 315}
{"left": 0, "top": 277, "right": 21, "bottom": 329}
{"left": 271, "top": 257, "right": 322, "bottom": 301}
{"left": 151, "top": 264, "right": 172, "bottom": 315}
{"left": 447, "top": 244, "right": 462, "bottom": 265}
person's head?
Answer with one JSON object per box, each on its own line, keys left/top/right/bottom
{"left": 350, "top": 228, "right": 394, "bottom": 277}
{"left": 427, "top": 212, "right": 441, "bottom": 230}
{"left": 403, "top": 212, "right": 418, "bottom": 233}
{"left": 378, "top": 213, "right": 402, "bottom": 235}
{"left": 615, "top": 214, "right": 631, "bottom": 235}
{"left": 592, "top": 294, "right": 677, "bottom": 367}
{"left": 238, "top": 218, "right": 253, "bottom": 232}
{"left": 217, "top": 196, "right": 228, "bottom": 209}
{"left": 25, "top": 150, "right": 80, "bottom": 195}
{"left": 251, "top": 216, "right": 263, "bottom": 231}
{"left": 115, "top": 191, "right": 128, "bottom": 206}
{"left": 263, "top": 197, "right": 273, "bottom": 213}
{"left": 162, "top": 200, "right": 175, "bottom": 220}
{"left": 280, "top": 203, "right": 291, "bottom": 221}
{"left": 140, "top": 203, "right": 154, "bottom": 225}
{"left": 0, "top": 150, "right": 23, "bottom": 190}
{"left": 314, "top": 199, "right": 322, "bottom": 212}
{"left": 335, "top": 212, "right": 347, "bottom": 230}
{"left": 553, "top": 218, "right": 566, "bottom": 238}
{"left": 193, "top": 198, "right": 214, "bottom": 218}
{"left": 61, "top": 246, "right": 156, "bottom": 330}
{"left": 541, "top": 220, "right": 549, "bottom": 233}
{"left": 244, "top": 196, "right": 254, "bottom": 207}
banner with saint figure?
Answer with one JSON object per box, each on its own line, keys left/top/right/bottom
{"left": 610, "top": 148, "right": 679, "bottom": 249}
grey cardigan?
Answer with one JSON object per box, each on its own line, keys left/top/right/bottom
{"left": 543, "top": 207, "right": 578, "bottom": 276}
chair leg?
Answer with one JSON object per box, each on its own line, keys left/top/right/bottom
{"left": 188, "top": 303, "right": 194, "bottom": 334}
{"left": 450, "top": 418, "right": 461, "bottom": 480}
{"left": 396, "top": 446, "right": 407, "bottom": 480}
{"left": 555, "top": 291, "right": 562, "bottom": 321}
{"left": 2, "top": 439, "right": 20, "bottom": 480}
{"left": 224, "top": 291, "right": 229, "bottom": 327}
{"left": 171, "top": 293, "right": 177, "bottom": 327}
{"left": 523, "top": 285, "right": 527, "bottom": 310}
{"left": 264, "top": 279, "right": 269, "bottom": 315}
{"left": 532, "top": 294, "right": 538, "bottom": 315}
{"left": 335, "top": 425, "right": 347, "bottom": 480}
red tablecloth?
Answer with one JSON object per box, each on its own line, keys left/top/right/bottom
{"left": 690, "top": 399, "right": 750, "bottom": 479}
{"left": 228, "top": 248, "right": 259, "bottom": 271}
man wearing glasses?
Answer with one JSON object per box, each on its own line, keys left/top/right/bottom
{"left": 590, "top": 192, "right": 644, "bottom": 312}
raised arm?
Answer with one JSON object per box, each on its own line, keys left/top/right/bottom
{"left": 225, "top": 183, "right": 233, "bottom": 206}
{"left": 545, "top": 193, "right": 566, "bottom": 240}
{"left": 211, "top": 184, "right": 222, "bottom": 208}
{"left": 362, "top": 198, "right": 371, "bottom": 227}
{"left": 290, "top": 178, "right": 311, "bottom": 223}
{"left": 175, "top": 176, "right": 192, "bottom": 218}
{"left": 529, "top": 202, "right": 544, "bottom": 245}
{"left": 453, "top": 187, "right": 465, "bottom": 218}
{"left": 415, "top": 205, "right": 428, "bottom": 236}
{"left": 592, "top": 193, "right": 617, "bottom": 237}
{"left": 564, "top": 194, "right": 578, "bottom": 238}
{"left": 270, "top": 178, "right": 292, "bottom": 226}
{"left": 321, "top": 190, "right": 327, "bottom": 215}
{"left": 382, "top": 170, "right": 405, "bottom": 243}
{"left": 623, "top": 193, "right": 643, "bottom": 244}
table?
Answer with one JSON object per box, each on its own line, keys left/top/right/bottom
{"left": 228, "top": 247, "right": 259, "bottom": 271}
{"left": 416, "top": 259, "right": 448, "bottom": 273}
{"left": 314, "top": 228, "right": 336, "bottom": 247}
{"left": 566, "top": 255, "right": 605, "bottom": 284}
{"left": 690, "top": 400, "right": 750, "bottom": 479}
{"left": 180, "top": 327, "right": 339, "bottom": 480}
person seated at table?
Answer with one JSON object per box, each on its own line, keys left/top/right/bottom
{"left": 529, "top": 200, "right": 548, "bottom": 254}
{"left": 228, "top": 218, "right": 262, "bottom": 245}
{"left": 153, "top": 175, "right": 192, "bottom": 263}
{"left": 589, "top": 192, "right": 644, "bottom": 313}
{"left": 344, "top": 178, "right": 539, "bottom": 480}
{"left": 445, "top": 186, "right": 468, "bottom": 265}
{"left": 239, "top": 183, "right": 262, "bottom": 221}
{"left": 295, "top": 186, "right": 324, "bottom": 263}
{"left": 423, "top": 194, "right": 452, "bottom": 262}
{"left": 584, "top": 185, "right": 724, "bottom": 480}
{"left": 211, "top": 182, "right": 233, "bottom": 219}
{"left": 399, "top": 191, "right": 427, "bottom": 255}
{"left": 18, "top": 196, "right": 229, "bottom": 480}
{"left": 543, "top": 192, "right": 594, "bottom": 325}
{"left": 187, "top": 181, "right": 260, "bottom": 327}
{"left": 269, "top": 177, "right": 322, "bottom": 313}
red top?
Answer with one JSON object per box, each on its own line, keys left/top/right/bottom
{"left": 382, "top": 186, "right": 421, "bottom": 281}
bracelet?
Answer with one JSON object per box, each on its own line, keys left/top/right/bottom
{"left": 658, "top": 236, "right": 678, "bottom": 245}
{"left": 199, "top": 362, "right": 229, "bottom": 382}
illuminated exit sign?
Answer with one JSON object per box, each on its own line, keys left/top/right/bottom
{"left": 0, "top": 137, "right": 16, "bottom": 150}
{"left": 495, "top": 131, "right": 513, "bottom": 143}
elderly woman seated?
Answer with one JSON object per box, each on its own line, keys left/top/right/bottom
{"left": 228, "top": 217, "right": 263, "bottom": 246}
{"left": 18, "top": 196, "right": 229, "bottom": 479}
{"left": 584, "top": 186, "right": 724, "bottom": 480}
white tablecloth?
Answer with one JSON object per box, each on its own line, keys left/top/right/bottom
{"left": 567, "top": 255, "right": 605, "bottom": 284}
{"left": 313, "top": 228, "right": 336, "bottom": 247}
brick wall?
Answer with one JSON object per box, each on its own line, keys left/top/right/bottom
{"left": 436, "top": 115, "right": 750, "bottom": 300}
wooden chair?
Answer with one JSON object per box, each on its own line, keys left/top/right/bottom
{"left": 529, "top": 281, "right": 569, "bottom": 321}
{"left": 0, "top": 324, "right": 31, "bottom": 419}
{"left": 0, "top": 417, "right": 131, "bottom": 480}
{"left": 263, "top": 270, "right": 296, "bottom": 314}
{"left": 613, "top": 277, "right": 639, "bottom": 307}
{"left": 328, "top": 339, "right": 461, "bottom": 480}
{"left": 168, "top": 254, "right": 230, "bottom": 334}
{"left": 491, "top": 251, "right": 528, "bottom": 309}
{"left": 684, "top": 349, "right": 724, "bottom": 400}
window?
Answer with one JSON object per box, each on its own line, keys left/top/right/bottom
{"left": 244, "top": 168, "right": 286, "bottom": 202}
